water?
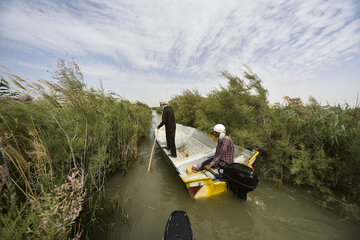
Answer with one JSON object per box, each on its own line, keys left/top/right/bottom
{"left": 97, "top": 112, "right": 359, "bottom": 240}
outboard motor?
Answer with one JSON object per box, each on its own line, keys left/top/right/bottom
{"left": 164, "top": 210, "right": 194, "bottom": 240}
{"left": 222, "top": 163, "right": 259, "bottom": 200}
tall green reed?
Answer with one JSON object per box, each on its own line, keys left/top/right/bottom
{"left": 0, "top": 60, "right": 152, "bottom": 239}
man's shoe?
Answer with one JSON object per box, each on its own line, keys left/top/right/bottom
{"left": 168, "top": 154, "right": 177, "bottom": 158}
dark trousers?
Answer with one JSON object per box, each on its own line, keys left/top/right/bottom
{"left": 166, "top": 129, "right": 176, "bottom": 156}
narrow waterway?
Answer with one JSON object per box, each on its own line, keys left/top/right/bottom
{"left": 96, "top": 112, "right": 359, "bottom": 240}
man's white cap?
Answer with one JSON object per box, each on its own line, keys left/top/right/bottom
{"left": 160, "top": 100, "right": 168, "bottom": 108}
{"left": 213, "top": 124, "right": 226, "bottom": 133}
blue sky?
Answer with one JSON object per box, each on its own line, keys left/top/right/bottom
{"left": 1, "top": 0, "right": 359, "bottom": 107}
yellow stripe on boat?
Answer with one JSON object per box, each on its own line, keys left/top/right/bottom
{"left": 180, "top": 175, "right": 212, "bottom": 183}
{"left": 193, "top": 179, "right": 227, "bottom": 199}
{"left": 248, "top": 151, "right": 259, "bottom": 168}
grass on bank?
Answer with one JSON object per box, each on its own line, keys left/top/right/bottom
{"left": 0, "top": 60, "right": 152, "bottom": 239}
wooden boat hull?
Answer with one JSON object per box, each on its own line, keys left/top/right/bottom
{"left": 156, "top": 124, "right": 258, "bottom": 199}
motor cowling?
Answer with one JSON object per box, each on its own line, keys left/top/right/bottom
{"left": 164, "top": 210, "right": 193, "bottom": 240}
{"left": 222, "top": 163, "right": 259, "bottom": 200}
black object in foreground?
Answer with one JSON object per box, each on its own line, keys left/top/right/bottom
{"left": 222, "top": 163, "right": 259, "bottom": 200}
{"left": 164, "top": 210, "right": 194, "bottom": 240}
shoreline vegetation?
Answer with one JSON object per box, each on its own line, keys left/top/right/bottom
{"left": 0, "top": 60, "right": 152, "bottom": 239}
{"left": 169, "top": 70, "right": 360, "bottom": 222}
{"left": 0, "top": 60, "right": 359, "bottom": 239}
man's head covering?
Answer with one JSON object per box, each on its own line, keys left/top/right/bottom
{"left": 213, "top": 124, "right": 226, "bottom": 139}
{"left": 160, "top": 100, "right": 168, "bottom": 109}
{"left": 213, "top": 124, "right": 226, "bottom": 133}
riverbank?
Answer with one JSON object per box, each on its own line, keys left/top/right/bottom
{"left": 0, "top": 61, "right": 152, "bottom": 239}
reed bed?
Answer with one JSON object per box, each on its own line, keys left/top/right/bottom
{"left": 0, "top": 60, "right": 152, "bottom": 239}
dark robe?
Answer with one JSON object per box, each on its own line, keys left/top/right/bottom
{"left": 158, "top": 106, "right": 176, "bottom": 157}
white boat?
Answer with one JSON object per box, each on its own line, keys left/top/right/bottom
{"left": 156, "top": 124, "right": 259, "bottom": 199}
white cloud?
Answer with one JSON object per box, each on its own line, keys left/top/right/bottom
{"left": 0, "top": 0, "right": 359, "bottom": 106}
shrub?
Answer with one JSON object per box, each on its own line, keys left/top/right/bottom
{"left": 172, "top": 70, "right": 360, "bottom": 220}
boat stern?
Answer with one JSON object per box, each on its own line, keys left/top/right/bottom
{"left": 184, "top": 178, "right": 227, "bottom": 199}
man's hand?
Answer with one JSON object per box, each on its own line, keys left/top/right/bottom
{"left": 204, "top": 163, "right": 212, "bottom": 170}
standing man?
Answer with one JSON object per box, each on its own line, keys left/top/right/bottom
{"left": 202, "top": 124, "right": 234, "bottom": 170}
{"left": 157, "top": 101, "right": 177, "bottom": 158}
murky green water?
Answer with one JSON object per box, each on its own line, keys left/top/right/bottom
{"left": 95, "top": 112, "right": 359, "bottom": 240}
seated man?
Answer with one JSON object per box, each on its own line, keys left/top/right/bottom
{"left": 201, "top": 124, "right": 234, "bottom": 170}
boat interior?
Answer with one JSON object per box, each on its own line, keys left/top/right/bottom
{"left": 156, "top": 124, "right": 256, "bottom": 181}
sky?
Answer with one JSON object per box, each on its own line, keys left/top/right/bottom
{"left": 0, "top": 0, "right": 360, "bottom": 107}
